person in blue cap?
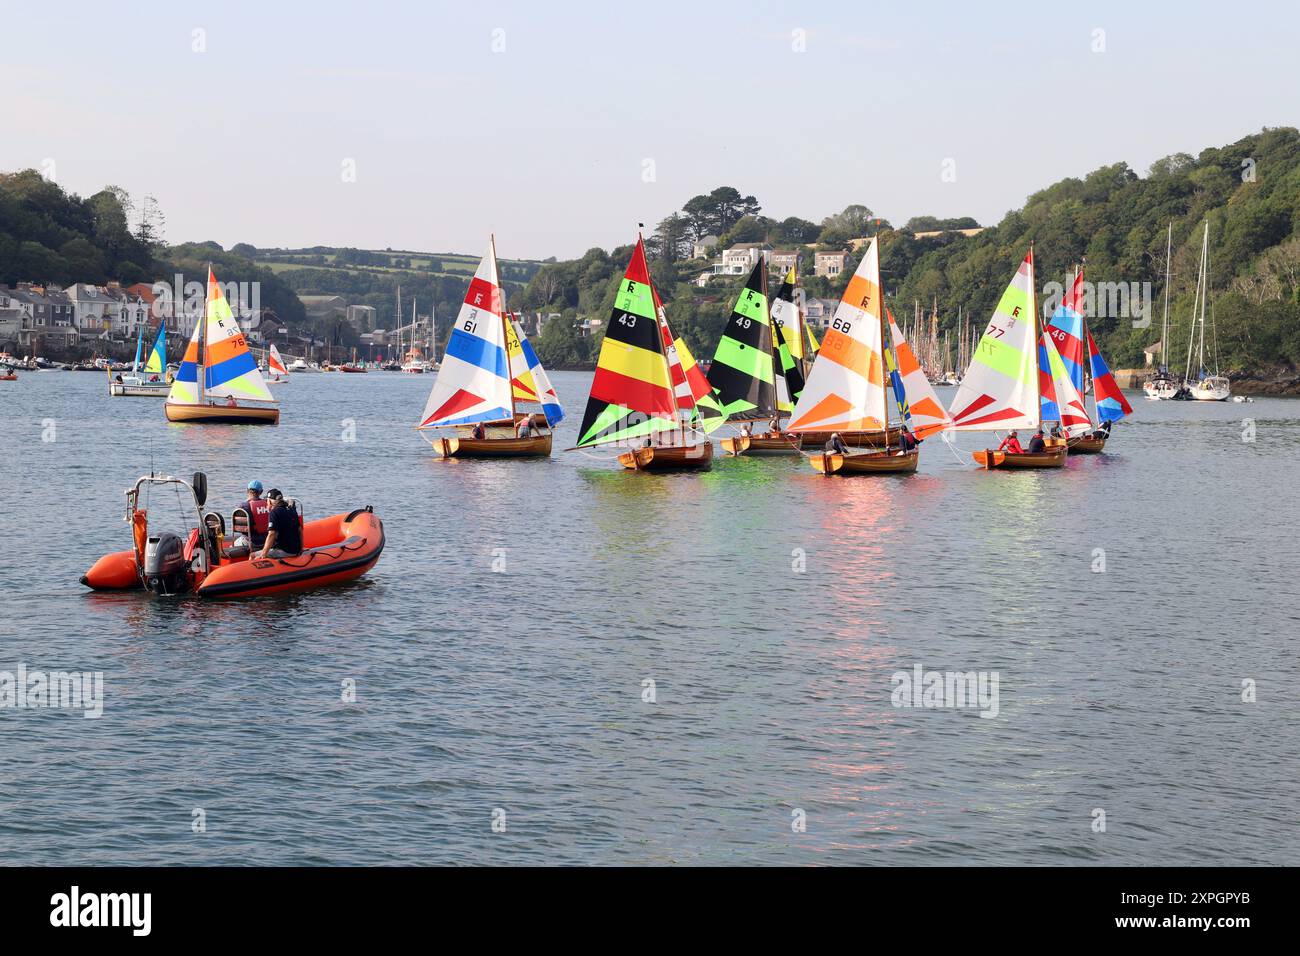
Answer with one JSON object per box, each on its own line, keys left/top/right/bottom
{"left": 244, "top": 480, "right": 270, "bottom": 550}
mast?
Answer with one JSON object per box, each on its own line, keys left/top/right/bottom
{"left": 431, "top": 298, "right": 437, "bottom": 364}
{"left": 1028, "top": 244, "right": 1040, "bottom": 427}
{"left": 880, "top": 233, "right": 891, "bottom": 452}
{"left": 198, "top": 265, "right": 209, "bottom": 405}
{"left": 490, "top": 234, "right": 517, "bottom": 424}
{"left": 1160, "top": 222, "right": 1172, "bottom": 372}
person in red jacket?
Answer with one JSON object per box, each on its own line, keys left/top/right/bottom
{"left": 244, "top": 480, "right": 271, "bottom": 549}
{"left": 998, "top": 431, "right": 1024, "bottom": 454}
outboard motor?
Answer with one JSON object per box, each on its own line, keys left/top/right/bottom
{"left": 142, "top": 531, "right": 189, "bottom": 594}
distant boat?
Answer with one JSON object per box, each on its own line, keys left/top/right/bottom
{"left": 110, "top": 322, "right": 171, "bottom": 396}
{"left": 164, "top": 266, "right": 280, "bottom": 425}
{"left": 1144, "top": 223, "right": 1180, "bottom": 400}
{"left": 288, "top": 357, "right": 322, "bottom": 373}
{"left": 266, "top": 343, "right": 290, "bottom": 383}
{"left": 1179, "top": 221, "right": 1230, "bottom": 401}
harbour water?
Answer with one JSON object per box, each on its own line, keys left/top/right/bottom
{"left": 1, "top": 370, "right": 1296, "bottom": 864}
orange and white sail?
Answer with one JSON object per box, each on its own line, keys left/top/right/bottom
{"left": 268, "top": 343, "right": 288, "bottom": 378}
{"left": 168, "top": 267, "right": 275, "bottom": 405}
{"left": 886, "top": 309, "right": 952, "bottom": 438}
{"left": 786, "top": 238, "right": 888, "bottom": 433}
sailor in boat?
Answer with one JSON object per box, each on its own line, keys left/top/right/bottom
{"left": 826, "top": 432, "right": 849, "bottom": 456}
{"left": 224, "top": 395, "right": 238, "bottom": 408}
{"left": 471, "top": 421, "right": 487, "bottom": 440}
{"left": 256, "top": 489, "right": 303, "bottom": 559}
{"left": 767, "top": 414, "right": 780, "bottom": 436}
{"left": 516, "top": 415, "right": 535, "bottom": 439}
{"left": 244, "top": 480, "right": 271, "bottom": 551}
{"left": 998, "top": 431, "right": 1024, "bottom": 454}
{"left": 898, "top": 428, "right": 919, "bottom": 454}
{"left": 1091, "top": 420, "right": 1112, "bottom": 440}
{"left": 1048, "top": 423, "right": 1065, "bottom": 440}
{"left": 1026, "top": 430, "right": 1047, "bottom": 453}
{"left": 739, "top": 422, "right": 753, "bottom": 440}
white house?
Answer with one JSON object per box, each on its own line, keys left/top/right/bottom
{"left": 65, "top": 284, "right": 115, "bottom": 338}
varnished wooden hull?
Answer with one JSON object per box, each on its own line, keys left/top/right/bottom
{"left": 795, "top": 426, "right": 903, "bottom": 447}
{"left": 1069, "top": 435, "right": 1107, "bottom": 454}
{"left": 617, "top": 442, "right": 713, "bottom": 471}
{"left": 435, "top": 433, "right": 552, "bottom": 458}
{"left": 721, "top": 434, "right": 801, "bottom": 456}
{"left": 972, "top": 446, "right": 1068, "bottom": 469}
{"left": 811, "top": 448, "right": 919, "bottom": 475}
{"left": 165, "top": 402, "right": 280, "bottom": 425}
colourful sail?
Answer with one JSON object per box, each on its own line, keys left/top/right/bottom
{"left": 418, "top": 244, "right": 513, "bottom": 428}
{"left": 704, "top": 261, "right": 776, "bottom": 421}
{"left": 143, "top": 323, "right": 166, "bottom": 375}
{"left": 268, "top": 343, "right": 288, "bottom": 377}
{"left": 1039, "top": 332, "right": 1092, "bottom": 436}
{"left": 1087, "top": 329, "right": 1133, "bottom": 423}
{"left": 574, "top": 237, "right": 680, "bottom": 448}
{"left": 769, "top": 267, "right": 806, "bottom": 413}
{"left": 948, "top": 250, "right": 1039, "bottom": 431}
{"left": 887, "top": 309, "right": 952, "bottom": 438}
{"left": 167, "top": 267, "right": 274, "bottom": 405}
{"left": 786, "top": 238, "right": 888, "bottom": 433}
{"left": 656, "top": 299, "right": 720, "bottom": 433}
{"left": 509, "top": 316, "right": 565, "bottom": 427}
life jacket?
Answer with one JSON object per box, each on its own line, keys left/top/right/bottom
{"left": 246, "top": 498, "right": 271, "bottom": 536}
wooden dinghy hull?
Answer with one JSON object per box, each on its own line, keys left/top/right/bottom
{"left": 164, "top": 403, "right": 280, "bottom": 425}
{"left": 811, "top": 448, "right": 919, "bottom": 475}
{"left": 617, "top": 442, "right": 714, "bottom": 471}
{"left": 972, "top": 446, "right": 1068, "bottom": 469}
{"left": 795, "top": 425, "right": 903, "bottom": 447}
{"left": 434, "top": 433, "right": 553, "bottom": 459}
{"left": 720, "top": 434, "right": 800, "bottom": 456}
{"left": 1068, "top": 435, "right": 1107, "bottom": 454}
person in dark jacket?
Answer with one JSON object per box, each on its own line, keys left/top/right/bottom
{"left": 1026, "top": 430, "right": 1046, "bottom": 453}
{"left": 826, "top": 432, "right": 849, "bottom": 455}
{"left": 256, "top": 489, "right": 302, "bottom": 559}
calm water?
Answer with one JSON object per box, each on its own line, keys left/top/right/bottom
{"left": 1, "top": 369, "right": 1296, "bottom": 865}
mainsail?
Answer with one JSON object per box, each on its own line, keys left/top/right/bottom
{"left": 1039, "top": 332, "right": 1092, "bottom": 436}
{"left": 418, "top": 243, "right": 513, "bottom": 428}
{"left": 268, "top": 343, "right": 288, "bottom": 378}
{"left": 886, "top": 308, "right": 952, "bottom": 438}
{"left": 168, "top": 267, "right": 275, "bottom": 405}
{"left": 705, "top": 260, "right": 777, "bottom": 421}
{"left": 769, "top": 267, "right": 807, "bottom": 413}
{"left": 1088, "top": 330, "right": 1133, "bottom": 423}
{"left": 786, "top": 237, "right": 888, "bottom": 433}
{"left": 143, "top": 323, "right": 166, "bottom": 375}
{"left": 1047, "top": 269, "right": 1132, "bottom": 424}
{"left": 508, "top": 316, "right": 565, "bottom": 427}
{"left": 574, "top": 237, "right": 681, "bottom": 448}
{"left": 948, "top": 250, "right": 1039, "bottom": 430}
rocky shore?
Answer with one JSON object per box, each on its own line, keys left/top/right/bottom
{"left": 1115, "top": 365, "right": 1300, "bottom": 396}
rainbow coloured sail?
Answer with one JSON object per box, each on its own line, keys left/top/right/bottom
{"left": 418, "top": 244, "right": 513, "bottom": 428}
{"left": 887, "top": 309, "right": 952, "bottom": 438}
{"left": 1039, "top": 332, "right": 1092, "bottom": 436}
{"left": 705, "top": 261, "right": 777, "bottom": 421}
{"left": 574, "top": 237, "right": 681, "bottom": 448}
{"left": 948, "top": 250, "right": 1039, "bottom": 431}
{"left": 508, "top": 316, "right": 564, "bottom": 427}
{"left": 786, "top": 238, "right": 888, "bottom": 433}
{"left": 167, "top": 268, "right": 275, "bottom": 406}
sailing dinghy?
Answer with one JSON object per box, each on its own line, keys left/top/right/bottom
{"left": 110, "top": 321, "right": 170, "bottom": 397}
{"left": 949, "top": 248, "right": 1065, "bottom": 468}
{"left": 572, "top": 234, "right": 715, "bottom": 471}
{"left": 1046, "top": 268, "right": 1132, "bottom": 452}
{"left": 416, "top": 238, "right": 561, "bottom": 458}
{"left": 786, "top": 237, "right": 918, "bottom": 474}
{"left": 165, "top": 267, "right": 279, "bottom": 424}
{"left": 266, "top": 343, "right": 289, "bottom": 383}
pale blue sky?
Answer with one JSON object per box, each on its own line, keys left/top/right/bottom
{"left": 1, "top": 0, "right": 1295, "bottom": 259}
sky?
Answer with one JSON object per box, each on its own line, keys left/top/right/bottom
{"left": 2, "top": 0, "right": 1297, "bottom": 261}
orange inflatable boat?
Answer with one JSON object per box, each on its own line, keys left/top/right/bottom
{"left": 81, "top": 473, "right": 384, "bottom": 598}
